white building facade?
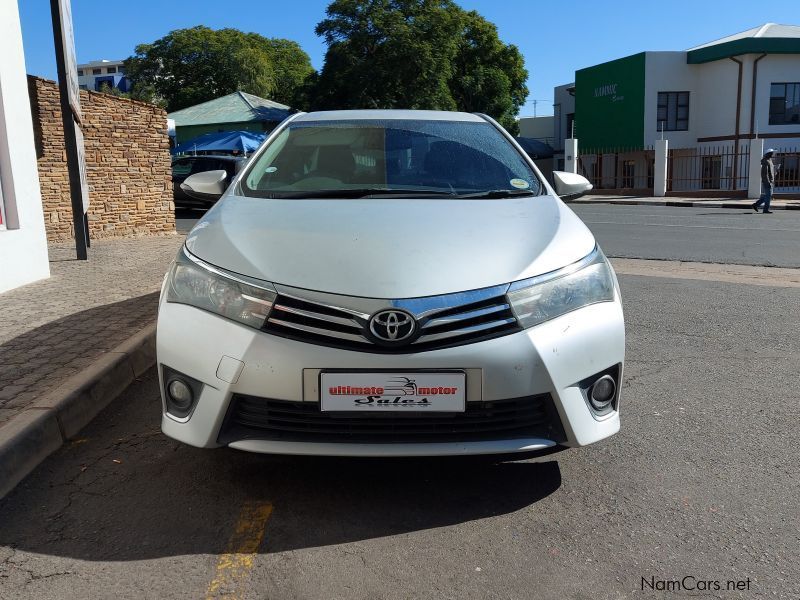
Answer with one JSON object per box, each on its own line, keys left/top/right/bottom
{"left": 77, "top": 59, "right": 129, "bottom": 93}
{"left": 569, "top": 24, "right": 800, "bottom": 194}
{"left": 0, "top": 0, "right": 50, "bottom": 293}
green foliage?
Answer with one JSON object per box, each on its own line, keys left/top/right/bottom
{"left": 124, "top": 26, "right": 313, "bottom": 112}
{"left": 310, "top": 0, "right": 528, "bottom": 131}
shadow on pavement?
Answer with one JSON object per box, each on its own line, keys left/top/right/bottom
{"left": 0, "top": 369, "right": 562, "bottom": 560}
{"left": 0, "top": 293, "right": 160, "bottom": 419}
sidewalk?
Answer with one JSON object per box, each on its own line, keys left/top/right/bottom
{"left": 0, "top": 235, "right": 182, "bottom": 496}
{"left": 570, "top": 194, "right": 800, "bottom": 210}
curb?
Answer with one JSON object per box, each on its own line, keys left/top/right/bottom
{"left": 0, "top": 323, "right": 157, "bottom": 499}
{"left": 567, "top": 199, "right": 800, "bottom": 210}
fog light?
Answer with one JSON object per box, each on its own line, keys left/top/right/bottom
{"left": 167, "top": 379, "right": 193, "bottom": 410}
{"left": 162, "top": 365, "right": 203, "bottom": 419}
{"left": 589, "top": 375, "right": 616, "bottom": 410}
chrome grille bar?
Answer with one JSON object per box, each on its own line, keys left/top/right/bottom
{"left": 271, "top": 303, "right": 362, "bottom": 329}
{"left": 422, "top": 302, "right": 510, "bottom": 329}
{"left": 413, "top": 317, "right": 517, "bottom": 344}
{"left": 267, "top": 318, "right": 371, "bottom": 344}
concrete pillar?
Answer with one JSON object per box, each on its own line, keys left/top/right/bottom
{"left": 0, "top": 0, "right": 51, "bottom": 292}
{"left": 748, "top": 138, "right": 764, "bottom": 199}
{"left": 654, "top": 139, "right": 668, "bottom": 197}
{"left": 564, "top": 138, "right": 578, "bottom": 174}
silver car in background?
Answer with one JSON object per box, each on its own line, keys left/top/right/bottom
{"left": 157, "top": 109, "right": 624, "bottom": 458}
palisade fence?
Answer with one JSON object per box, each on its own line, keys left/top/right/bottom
{"left": 667, "top": 145, "right": 749, "bottom": 192}
{"left": 577, "top": 147, "right": 655, "bottom": 192}
{"left": 773, "top": 147, "right": 800, "bottom": 193}
{"left": 577, "top": 143, "right": 800, "bottom": 195}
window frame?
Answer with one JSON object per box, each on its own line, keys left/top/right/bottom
{"left": 769, "top": 82, "right": 800, "bottom": 125}
{"left": 657, "top": 91, "right": 690, "bottom": 132}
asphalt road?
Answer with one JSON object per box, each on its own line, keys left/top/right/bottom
{"left": 571, "top": 205, "right": 800, "bottom": 268}
{"left": 1, "top": 271, "right": 798, "bottom": 599}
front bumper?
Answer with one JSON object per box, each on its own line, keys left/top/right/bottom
{"left": 156, "top": 294, "right": 624, "bottom": 456}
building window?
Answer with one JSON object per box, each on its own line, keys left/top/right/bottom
{"left": 77, "top": 69, "right": 84, "bottom": 76}
{"left": 769, "top": 83, "right": 800, "bottom": 125}
{"left": 79, "top": 84, "right": 88, "bottom": 90}
{"left": 657, "top": 91, "right": 689, "bottom": 131}
{"left": 106, "top": 66, "right": 117, "bottom": 74}
{"left": 92, "top": 68, "right": 101, "bottom": 75}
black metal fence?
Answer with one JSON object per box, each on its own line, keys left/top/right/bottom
{"left": 667, "top": 145, "right": 749, "bottom": 192}
{"left": 577, "top": 147, "right": 655, "bottom": 191}
{"left": 576, "top": 144, "right": 799, "bottom": 195}
{"left": 773, "top": 147, "right": 800, "bottom": 192}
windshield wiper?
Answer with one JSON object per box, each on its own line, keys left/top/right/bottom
{"left": 266, "top": 188, "right": 457, "bottom": 199}
{"left": 454, "top": 189, "right": 536, "bottom": 199}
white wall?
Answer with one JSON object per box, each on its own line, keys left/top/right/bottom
{"left": 644, "top": 51, "right": 800, "bottom": 149}
{"left": 752, "top": 54, "right": 800, "bottom": 145}
{"left": 552, "top": 83, "right": 575, "bottom": 152}
{"left": 517, "top": 116, "right": 554, "bottom": 141}
{"left": 643, "top": 52, "right": 701, "bottom": 148}
{"left": 0, "top": 0, "right": 50, "bottom": 293}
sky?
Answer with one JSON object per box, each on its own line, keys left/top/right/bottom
{"left": 16, "top": 0, "right": 790, "bottom": 117}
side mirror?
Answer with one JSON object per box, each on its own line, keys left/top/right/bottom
{"left": 552, "top": 171, "right": 593, "bottom": 201}
{"left": 180, "top": 170, "right": 228, "bottom": 202}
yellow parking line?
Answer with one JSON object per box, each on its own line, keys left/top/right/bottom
{"left": 205, "top": 500, "right": 274, "bottom": 599}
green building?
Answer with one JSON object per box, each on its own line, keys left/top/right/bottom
{"left": 168, "top": 91, "right": 293, "bottom": 145}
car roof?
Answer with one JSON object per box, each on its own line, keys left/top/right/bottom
{"left": 293, "top": 109, "right": 487, "bottom": 123}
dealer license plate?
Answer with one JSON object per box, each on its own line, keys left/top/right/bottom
{"left": 320, "top": 372, "right": 466, "bottom": 412}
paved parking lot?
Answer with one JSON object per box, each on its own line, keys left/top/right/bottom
{"left": 1, "top": 270, "right": 797, "bottom": 599}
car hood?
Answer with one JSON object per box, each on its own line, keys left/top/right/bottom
{"left": 184, "top": 194, "right": 596, "bottom": 298}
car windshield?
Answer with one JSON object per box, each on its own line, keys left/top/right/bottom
{"left": 241, "top": 119, "right": 541, "bottom": 198}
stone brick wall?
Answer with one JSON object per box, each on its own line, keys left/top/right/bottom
{"left": 27, "top": 76, "right": 176, "bottom": 242}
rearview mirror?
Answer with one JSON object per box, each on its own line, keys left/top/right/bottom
{"left": 180, "top": 170, "right": 228, "bottom": 202}
{"left": 552, "top": 171, "right": 593, "bottom": 201}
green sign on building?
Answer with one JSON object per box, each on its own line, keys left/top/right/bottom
{"left": 575, "top": 53, "right": 646, "bottom": 152}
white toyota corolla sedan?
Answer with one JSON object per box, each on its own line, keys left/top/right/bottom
{"left": 157, "top": 110, "right": 624, "bottom": 458}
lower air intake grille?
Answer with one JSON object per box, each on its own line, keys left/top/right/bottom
{"left": 218, "top": 394, "right": 566, "bottom": 445}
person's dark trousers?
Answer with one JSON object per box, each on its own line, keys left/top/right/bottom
{"left": 754, "top": 185, "right": 773, "bottom": 211}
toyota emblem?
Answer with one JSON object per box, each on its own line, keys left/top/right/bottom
{"left": 369, "top": 309, "right": 417, "bottom": 344}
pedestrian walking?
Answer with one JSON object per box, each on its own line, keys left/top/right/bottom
{"left": 752, "top": 149, "right": 776, "bottom": 214}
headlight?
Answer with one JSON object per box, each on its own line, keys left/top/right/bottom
{"left": 166, "top": 248, "right": 276, "bottom": 329}
{"left": 508, "top": 249, "right": 615, "bottom": 329}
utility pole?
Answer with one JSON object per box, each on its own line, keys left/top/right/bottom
{"left": 49, "top": 0, "right": 89, "bottom": 260}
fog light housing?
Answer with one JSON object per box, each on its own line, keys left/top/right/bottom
{"left": 161, "top": 365, "right": 203, "bottom": 420}
{"left": 589, "top": 375, "right": 616, "bottom": 410}
{"left": 578, "top": 364, "right": 621, "bottom": 416}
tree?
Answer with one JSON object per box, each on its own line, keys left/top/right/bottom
{"left": 310, "top": 0, "right": 527, "bottom": 131}
{"left": 450, "top": 11, "right": 528, "bottom": 133}
{"left": 124, "top": 26, "right": 313, "bottom": 112}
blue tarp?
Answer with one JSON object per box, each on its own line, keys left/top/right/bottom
{"left": 172, "top": 130, "right": 266, "bottom": 155}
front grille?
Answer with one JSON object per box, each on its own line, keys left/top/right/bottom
{"left": 218, "top": 394, "right": 566, "bottom": 445}
{"left": 263, "top": 289, "right": 521, "bottom": 353}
